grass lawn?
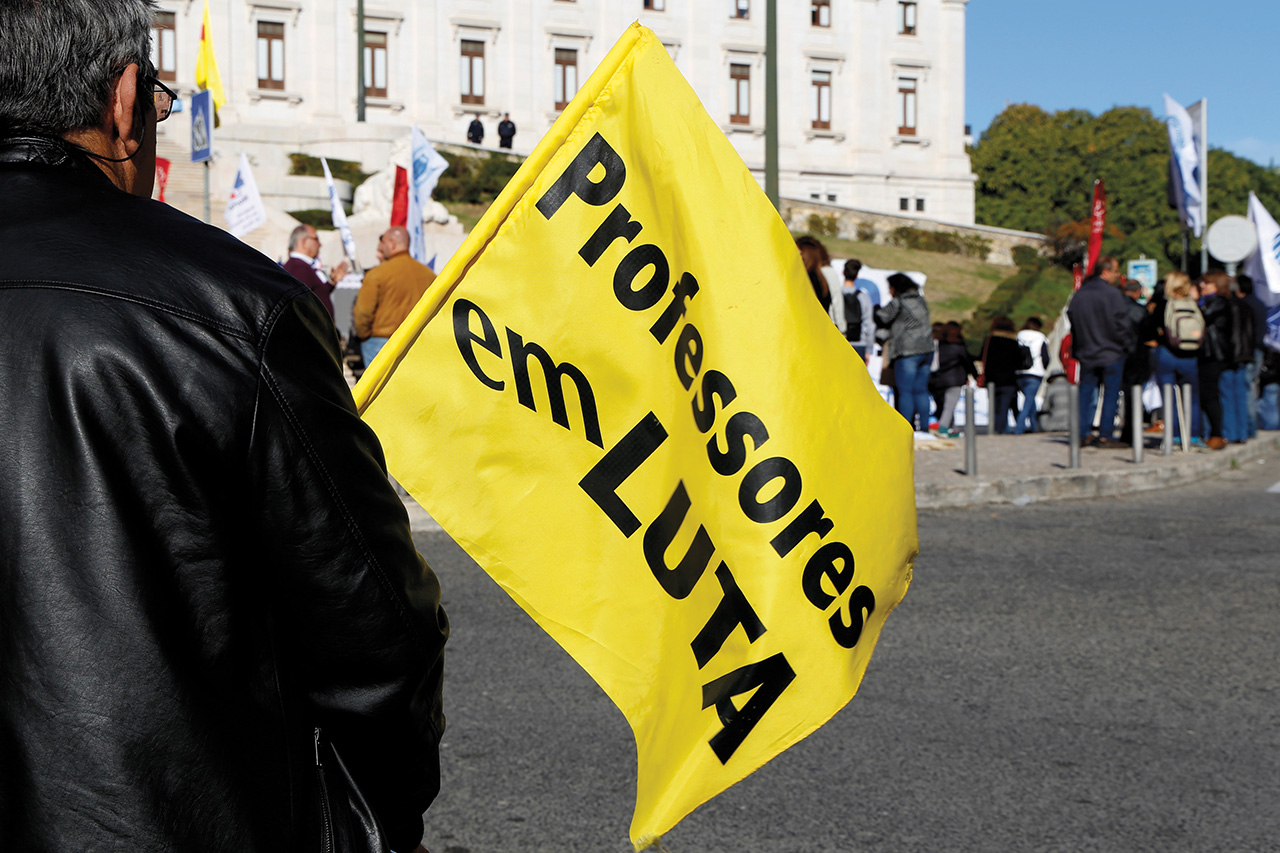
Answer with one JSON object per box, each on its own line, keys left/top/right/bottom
{"left": 433, "top": 211, "right": 1016, "bottom": 326}
{"left": 443, "top": 201, "right": 495, "bottom": 233}
{"left": 792, "top": 232, "right": 1016, "bottom": 323}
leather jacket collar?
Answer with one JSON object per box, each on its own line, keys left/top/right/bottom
{"left": 0, "top": 134, "right": 117, "bottom": 189}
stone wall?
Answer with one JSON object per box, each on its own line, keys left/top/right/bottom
{"left": 782, "top": 198, "right": 1046, "bottom": 267}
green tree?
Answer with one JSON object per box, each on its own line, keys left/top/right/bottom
{"left": 970, "top": 104, "right": 1280, "bottom": 272}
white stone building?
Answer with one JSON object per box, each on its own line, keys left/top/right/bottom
{"left": 152, "top": 0, "right": 974, "bottom": 224}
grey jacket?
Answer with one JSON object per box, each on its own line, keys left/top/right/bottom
{"left": 876, "top": 291, "right": 933, "bottom": 361}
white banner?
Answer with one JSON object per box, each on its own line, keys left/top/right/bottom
{"left": 321, "top": 157, "right": 360, "bottom": 265}
{"left": 407, "top": 126, "right": 450, "bottom": 265}
{"left": 1245, "top": 192, "right": 1280, "bottom": 351}
{"left": 224, "top": 153, "right": 266, "bottom": 238}
{"left": 1164, "top": 94, "right": 1204, "bottom": 238}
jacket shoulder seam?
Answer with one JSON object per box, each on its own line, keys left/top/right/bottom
{"left": 0, "top": 279, "right": 256, "bottom": 341}
{"left": 257, "top": 351, "right": 430, "bottom": 652}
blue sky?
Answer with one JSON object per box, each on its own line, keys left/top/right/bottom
{"left": 967, "top": 0, "right": 1279, "bottom": 167}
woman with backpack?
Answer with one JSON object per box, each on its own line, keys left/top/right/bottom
{"left": 1152, "top": 272, "right": 1204, "bottom": 447}
{"left": 1014, "top": 317, "right": 1050, "bottom": 434}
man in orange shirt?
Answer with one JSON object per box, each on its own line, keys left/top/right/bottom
{"left": 354, "top": 226, "right": 436, "bottom": 367}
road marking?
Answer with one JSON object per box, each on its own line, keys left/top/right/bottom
{"left": 1269, "top": 481, "right": 1280, "bottom": 494}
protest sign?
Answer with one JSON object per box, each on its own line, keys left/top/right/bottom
{"left": 354, "top": 24, "right": 916, "bottom": 848}
{"left": 224, "top": 153, "right": 266, "bottom": 238}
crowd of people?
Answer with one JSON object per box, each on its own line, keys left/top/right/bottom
{"left": 799, "top": 236, "right": 1280, "bottom": 444}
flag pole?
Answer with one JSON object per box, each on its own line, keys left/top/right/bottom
{"left": 764, "top": 0, "right": 778, "bottom": 210}
{"left": 356, "top": 0, "right": 366, "bottom": 122}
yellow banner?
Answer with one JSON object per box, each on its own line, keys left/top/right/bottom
{"left": 355, "top": 24, "right": 916, "bottom": 849}
{"left": 195, "top": 0, "right": 226, "bottom": 111}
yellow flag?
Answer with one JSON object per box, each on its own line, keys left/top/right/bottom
{"left": 194, "top": 0, "right": 226, "bottom": 112}
{"left": 355, "top": 24, "right": 916, "bottom": 849}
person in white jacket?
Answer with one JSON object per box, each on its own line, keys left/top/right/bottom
{"left": 1014, "top": 316, "right": 1051, "bottom": 434}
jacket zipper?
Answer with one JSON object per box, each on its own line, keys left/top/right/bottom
{"left": 315, "top": 727, "right": 334, "bottom": 853}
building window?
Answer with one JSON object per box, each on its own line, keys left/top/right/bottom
{"left": 363, "top": 31, "right": 387, "bottom": 98}
{"left": 898, "top": 2, "right": 917, "bottom": 35}
{"left": 916, "top": 198, "right": 926, "bottom": 212}
{"left": 730, "top": 63, "right": 750, "bottom": 125}
{"left": 811, "top": 70, "right": 831, "bottom": 130}
{"left": 897, "top": 76, "right": 917, "bottom": 135}
{"left": 256, "top": 22, "right": 285, "bottom": 90}
{"left": 811, "top": 0, "right": 830, "bottom": 27}
{"left": 460, "top": 40, "right": 485, "bottom": 104}
{"left": 732, "top": 0, "right": 749, "bottom": 19}
{"left": 151, "top": 12, "right": 177, "bottom": 82}
{"left": 900, "top": 197, "right": 910, "bottom": 211}
{"left": 827, "top": 193, "right": 837, "bottom": 202}
{"left": 644, "top": 0, "right": 665, "bottom": 9}
{"left": 554, "top": 48, "right": 578, "bottom": 111}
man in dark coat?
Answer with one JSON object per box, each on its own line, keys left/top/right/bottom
{"left": 467, "top": 113, "right": 484, "bottom": 144}
{"left": 0, "top": 3, "right": 447, "bottom": 851}
{"left": 1067, "top": 256, "right": 1135, "bottom": 446}
{"left": 498, "top": 112, "right": 516, "bottom": 149}
{"left": 1238, "top": 274, "right": 1269, "bottom": 438}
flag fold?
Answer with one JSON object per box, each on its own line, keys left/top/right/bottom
{"left": 1245, "top": 192, "right": 1280, "bottom": 351}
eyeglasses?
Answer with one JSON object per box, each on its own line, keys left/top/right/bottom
{"left": 144, "top": 75, "right": 177, "bottom": 122}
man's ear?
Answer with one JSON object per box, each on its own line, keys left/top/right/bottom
{"left": 109, "top": 63, "right": 145, "bottom": 152}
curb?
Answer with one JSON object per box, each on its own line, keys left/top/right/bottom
{"left": 916, "top": 436, "right": 1280, "bottom": 510}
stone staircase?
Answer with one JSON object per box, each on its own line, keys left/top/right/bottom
{"left": 155, "top": 137, "right": 223, "bottom": 223}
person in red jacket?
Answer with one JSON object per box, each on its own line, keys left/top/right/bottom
{"left": 282, "top": 223, "right": 350, "bottom": 319}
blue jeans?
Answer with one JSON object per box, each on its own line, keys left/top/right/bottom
{"left": 1014, "top": 374, "right": 1042, "bottom": 434}
{"left": 1220, "top": 366, "right": 1248, "bottom": 442}
{"left": 894, "top": 353, "right": 932, "bottom": 431}
{"left": 1079, "top": 356, "right": 1125, "bottom": 439}
{"left": 1153, "top": 347, "right": 1200, "bottom": 442}
{"left": 991, "top": 385, "right": 1016, "bottom": 434}
{"left": 1261, "top": 383, "right": 1280, "bottom": 431}
{"left": 361, "top": 336, "right": 390, "bottom": 369}
{"left": 1245, "top": 349, "right": 1263, "bottom": 438}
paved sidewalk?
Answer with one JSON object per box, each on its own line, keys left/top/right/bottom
{"left": 914, "top": 430, "right": 1280, "bottom": 509}
{"left": 397, "top": 431, "right": 1280, "bottom": 531}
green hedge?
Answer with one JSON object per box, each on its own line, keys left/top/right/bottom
{"left": 962, "top": 255, "right": 1073, "bottom": 350}
{"left": 287, "top": 153, "right": 371, "bottom": 186}
{"left": 887, "top": 225, "right": 992, "bottom": 262}
{"left": 432, "top": 151, "right": 522, "bottom": 204}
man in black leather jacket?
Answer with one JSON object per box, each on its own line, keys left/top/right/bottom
{"left": 0, "top": 3, "right": 447, "bottom": 851}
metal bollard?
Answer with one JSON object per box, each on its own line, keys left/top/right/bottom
{"left": 1181, "top": 382, "right": 1194, "bottom": 451}
{"left": 1068, "top": 381, "right": 1081, "bottom": 469}
{"left": 964, "top": 384, "right": 977, "bottom": 476}
{"left": 1130, "top": 384, "right": 1144, "bottom": 464}
{"left": 1162, "top": 383, "right": 1174, "bottom": 456}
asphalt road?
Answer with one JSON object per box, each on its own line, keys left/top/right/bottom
{"left": 411, "top": 450, "right": 1280, "bottom": 853}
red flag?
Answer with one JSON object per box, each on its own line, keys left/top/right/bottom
{"left": 390, "top": 165, "right": 409, "bottom": 227}
{"left": 1085, "top": 179, "right": 1106, "bottom": 276}
{"left": 1072, "top": 262, "right": 1083, "bottom": 292}
{"left": 155, "top": 157, "right": 171, "bottom": 203}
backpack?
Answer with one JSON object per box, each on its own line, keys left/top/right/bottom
{"left": 842, "top": 289, "right": 863, "bottom": 342}
{"left": 1164, "top": 297, "right": 1204, "bottom": 352}
{"left": 1017, "top": 343, "right": 1034, "bottom": 371}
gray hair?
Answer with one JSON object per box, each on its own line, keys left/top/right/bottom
{"left": 0, "top": 0, "right": 156, "bottom": 137}
{"left": 288, "top": 225, "right": 313, "bottom": 252}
